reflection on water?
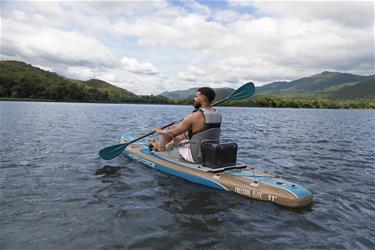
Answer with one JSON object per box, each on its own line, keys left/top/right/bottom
{"left": 95, "top": 165, "right": 123, "bottom": 177}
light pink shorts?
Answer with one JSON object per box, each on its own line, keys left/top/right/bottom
{"left": 178, "top": 139, "right": 194, "bottom": 163}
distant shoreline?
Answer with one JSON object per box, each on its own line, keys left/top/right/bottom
{"left": 0, "top": 97, "right": 173, "bottom": 106}
{"left": 0, "top": 97, "right": 55, "bottom": 102}
{"left": 1, "top": 97, "right": 374, "bottom": 110}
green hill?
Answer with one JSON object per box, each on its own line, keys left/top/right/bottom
{"left": 0, "top": 60, "right": 168, "bottom": 103}
{"left": 82, "top": 79, "right": 139, "bottom": 101}
{"left": 160, "top": 71, "right": 375, "bottom": 101}
{"left": 328, "top": 79, "right": 375, "bottom": 99}
{"left": 256, "top": 71, "right": 375, "bottom": 100}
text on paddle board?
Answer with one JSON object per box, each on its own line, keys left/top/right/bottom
{"left": 128, "top": 153, "right": 156, "bottom": 168}
{"left": 235, "top": 187, "right": 263, "bottom": 199}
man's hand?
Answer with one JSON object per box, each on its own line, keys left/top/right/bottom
{"left": 155, "top": 127, "right": 163, "bottom": 134}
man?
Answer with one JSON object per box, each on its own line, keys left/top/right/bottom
{"left": 151, "top": 87, "right": 222, "bottom": 163}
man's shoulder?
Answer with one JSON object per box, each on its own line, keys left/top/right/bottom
{"left": 184, "top": 110, "right": 202, "bottom": 120}
{"left": 200, "top": 107, "right": 219, "bottom": 112}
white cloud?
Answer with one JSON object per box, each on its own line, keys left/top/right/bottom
{"left": 214, "top": 56, "right": 300, "bottom": 83}
{"left": 178, "top": 66, "right": 206, "bottom": 81}
{"left": 1, "top": 17, "right": 115, "bottom": 67}
{"left": 174, "top": 57, "right": 298, "bottom": 87}
{"left": 112, "top": 74, "right": 181, "bottom": 95}
{"left": 96, "top": 72, "right": 118, "bottom": 83}
{"left": 67, "top": 66, "right": 95, "bottom": 79}
{"left": 230, "top": 1, "right": 374, "bottom": 28}
{"left": 120, "top": 57, "right": 159, "bottom": 75}
{"left": 110, "top": 5, "right": 373, "bottom": 81}
{"left": 212, "top": 9, "right": 242, "bottom": 23}
{"left": 183, "top": 0, "right": 211, "bottom": 16}
{"left": 66, "top": 66, "right": 118, "bottom": 83}
{"left": 114, "top": 14, "right": 227, "bottom": 51}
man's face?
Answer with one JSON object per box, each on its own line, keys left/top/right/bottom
{"left": 193, "top": 91, "right": 205, "bottom": 109}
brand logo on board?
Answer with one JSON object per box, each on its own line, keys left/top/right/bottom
{"left": 128, "top": 153, "right": 156, "bottom": 168}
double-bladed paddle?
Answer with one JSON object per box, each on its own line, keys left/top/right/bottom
{"left": 99, "top": 82, "right": 255, "bottom": 160}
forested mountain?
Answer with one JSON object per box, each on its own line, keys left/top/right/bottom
{"left": 328, "top": 79, "right": 375, "bottom": 99}
{"left": 159, "top": 71, "right": 374, "bottom": 101}
{"left": 0, "top": 60, "right": 169, "bottom": 103}
{"left": 255, "top": 71, "right": 375, "bottom": 99}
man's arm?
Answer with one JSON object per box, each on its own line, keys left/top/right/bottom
{"left": 156, "top": 114, "right": 194, "bottom": 139}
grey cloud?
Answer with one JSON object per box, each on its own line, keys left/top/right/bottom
{"left": 250, "top": 2, "right": 374, "bottom": 28}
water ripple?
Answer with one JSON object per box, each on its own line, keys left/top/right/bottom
{"left": 1, "top": 102, "right": 374, "bottom": 249}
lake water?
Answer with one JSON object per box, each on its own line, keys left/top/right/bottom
{"left": 1, "top": 101, "right": 374, "bottom": 250}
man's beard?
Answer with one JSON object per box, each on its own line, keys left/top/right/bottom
{"left": 193, "top": 101, "right": 201, "bottom": 109}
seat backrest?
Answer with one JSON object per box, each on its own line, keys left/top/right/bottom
{"left": 190, "top": 128, "right": 221, "bottom": 163}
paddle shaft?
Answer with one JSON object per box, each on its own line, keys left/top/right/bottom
{"left": 122, "top": 121, "right": 175, "bottom": 147}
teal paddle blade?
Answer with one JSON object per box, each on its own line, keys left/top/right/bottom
{"left": 228, "top": 82, "right": 255, "bottom": 100}
{"left": 99, "top": 143, "right": 127, "bottom": 160}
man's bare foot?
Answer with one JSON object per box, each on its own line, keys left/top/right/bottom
{"left": 149, "top": 139, "right": 163, "bottom": 151}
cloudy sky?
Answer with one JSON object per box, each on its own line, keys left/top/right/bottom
{"left": 1, "top": 1, "right": 374, "bottom": 95}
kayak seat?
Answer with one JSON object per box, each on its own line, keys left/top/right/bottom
{"left": 189, "top": 128, "right": 221, "bottom": 163}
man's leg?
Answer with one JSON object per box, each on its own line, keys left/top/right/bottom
{"left": 153, "top": 125, "right": 178, "bottom": 150}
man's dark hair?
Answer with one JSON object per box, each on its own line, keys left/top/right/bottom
{"left": 197, "top": 87, "right": 215, "bottom": 103}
